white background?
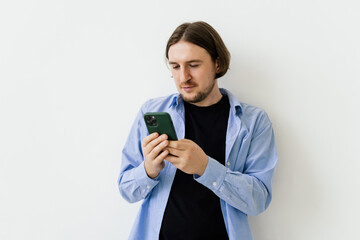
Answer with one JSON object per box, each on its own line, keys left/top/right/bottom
{"left": 1, "top": 0, "right": 359, "bottom": 239}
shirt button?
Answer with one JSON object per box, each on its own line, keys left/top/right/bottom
{"left": 212, "top": 181, "right": 217, "bottom": 187}
{"left": 226, "top": 162, "right": 230, "bottom": 166}
{"left": 146, "top": 185, "right": 151, "bottom": 189}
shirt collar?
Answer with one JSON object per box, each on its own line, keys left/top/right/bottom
{"left": 169, "top": 93, "right": 182, "bottom": 108}
{"left": 220, "top": 88, "right": 243, "bottom": 116}
{"left": 169, "top": 88, "right": 243, "bottom": 116}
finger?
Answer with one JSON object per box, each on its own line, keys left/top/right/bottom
{"left": 142, "top": 132, "right": 159, "bottom": 149}
{"left": 153, "top": 149, "right": 169, "bottom": 165}
{"left": 148, "top": 134, "right": 168, "bottom": 150}
{"left": 167, "top": 140, "right": 187, "bottom": 150}
{"left": 143, "top": 134, "right": 168, "bottom": 155}
{"left": 165, "top": 154, "right": 179, "bottom": 164}
{"left": 165, "top": 146, "right": 182, "bottom": 157}
{"left": 148, "top": 139, "right": 169, "bottom": 160}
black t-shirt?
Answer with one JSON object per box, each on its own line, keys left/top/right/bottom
{"left": 159, "top": 95, "right": 230, "bottom": 240}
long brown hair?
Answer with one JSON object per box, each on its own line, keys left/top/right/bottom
{"left": 166, "top": 21, "right": 230, "bottom": 79}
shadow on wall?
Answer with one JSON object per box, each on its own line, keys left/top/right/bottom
{"left": 221, "top": 55, "right": 327, "bottom": 239}
{"left": 249, "top": 118, "right": 323, "bottom": 240}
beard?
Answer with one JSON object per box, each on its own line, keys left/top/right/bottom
{"left": 180, "top": 79, "right": 216, "bottom": 104}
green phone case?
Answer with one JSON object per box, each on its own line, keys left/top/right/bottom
{"left": 144, "top": 112, "right": 178, "bottom": 140}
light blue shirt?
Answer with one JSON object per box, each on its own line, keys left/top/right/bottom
{"left": 118, "top": 88, "right": 278, "bottom": 240}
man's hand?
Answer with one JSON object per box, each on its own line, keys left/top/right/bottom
{"left": 142, "top": 133, "right": 169, "bottom": 179}
{"left": 165, "top": 139, "right": 209, "bottom": 176}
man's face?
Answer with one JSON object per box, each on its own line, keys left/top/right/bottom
{"left": 168, "top": 40, "right": 220, "bottom": 106}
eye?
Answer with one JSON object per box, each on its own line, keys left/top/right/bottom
{"left": 171, "top": 65, "right": 180, "bottom": 69}
{"left": 189, "top": 64, "right": 199, "bottom": 68}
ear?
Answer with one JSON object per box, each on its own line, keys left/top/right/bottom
{"left": 215, "top": 58, "right": 220, "bottom": 73}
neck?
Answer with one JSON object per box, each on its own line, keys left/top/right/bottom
{"left": 193, "top": 82, "right": 222, "bottom": 107}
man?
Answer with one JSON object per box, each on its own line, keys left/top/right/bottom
{"left": 118, "top": 21, "right": 277, "bottom": 240}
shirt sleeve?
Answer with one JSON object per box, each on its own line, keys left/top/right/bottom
{"left": 118, "top": 104, "right": 160, "bottom": 203}
{"left": 195, "top": 112, "right": 278, "bottom": 216}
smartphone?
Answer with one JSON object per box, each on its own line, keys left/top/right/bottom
{"left": 144, "top": 112, "right": 178, "bottom": 140}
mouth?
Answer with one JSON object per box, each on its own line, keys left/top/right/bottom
{"left": 181, "top": 85, "right": 196, "bottom": 92}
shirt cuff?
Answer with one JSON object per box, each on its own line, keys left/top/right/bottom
{"left": 133, "top": 161, "right": 159, "bottom": 191}
{"left": 194, "top": 156, "right": 227, "bottom": 191}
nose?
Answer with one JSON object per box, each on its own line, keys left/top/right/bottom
{"left": 179, "top": 66, "right": 191, "bottom": 83}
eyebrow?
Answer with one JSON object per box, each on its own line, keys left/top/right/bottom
{"left": 168, "top": 60, "right": 203, "bottom": 65}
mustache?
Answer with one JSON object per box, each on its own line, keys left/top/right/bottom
{"left": 180, "top": 81, "right": 197, "bottom": 88}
